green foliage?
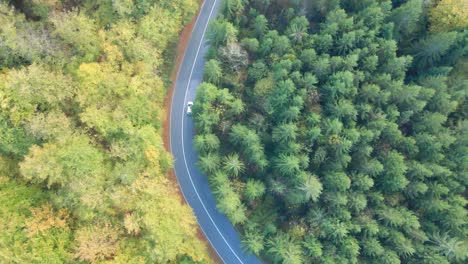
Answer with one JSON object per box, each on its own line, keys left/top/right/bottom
{"left": 138, "top": 6, "right": 183, "bottom": 51}
{"left": 286, "top": 16, "right": 309, "bottom": 44}
{"left": 221, "top": 0, "right": 244, "bottom": 21}
{"left": 207, "top": 19, "right": 238, "bottom": 48}
{"left": 267, "top": 232, "right": 303, "bottom": 264}
{"left": 0, "top": 178, "right": 72, "bottom": 263}
{"left": 0, "top": 1, "right": 210, "bottom": 263}
{"left": 223, "top": 153, "right": 245, "bottom": 177}
{"left": 388, "top": 0, "right": 424, "bottom": 42}
{"left": 298, "top": 174, "right": 323, "bottom": 202}
{"left": 204, "top": 59, "right": 223, "bottom": 84}
{"left": 253, "top": 14, "right": 268, "bottom": 37}
{"left": 50, "top": 10, "right": 101, "bottom": 58}
{"left": 214, "top": 175, "right": 247, "bottom": 224}
{"left": 244, "top": 179, "right": 266, "bottom": 202}
{"left": 193, "top": 0, "right": 467, "bottom": 263}
{"left": 194, "top": 133, "right": 220, "bottom": 154}
{"left": 241, "top": 37, "right": 260, "bottom": 53}
{"left": 20, "top": 134, "right": 105, "bottom": 188}
{"left": 242, "top": 227, "right": 265, "bottom": 254}
{"left": 411, "top": 32, "right": 458, "bottom": 70}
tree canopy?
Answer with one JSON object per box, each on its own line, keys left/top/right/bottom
{"left": 0, "top": 0, "right": 209, "bottom": 263}
{"left": 194, "top": 0, "right": 467, "bottom": 263}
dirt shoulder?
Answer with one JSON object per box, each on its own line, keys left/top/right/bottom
{"left": 162, "top": 1, "right": 222, "bottom": 263}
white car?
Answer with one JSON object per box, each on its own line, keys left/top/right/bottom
{"left": 186, "top": 101, "right": 193, "bottom": 115}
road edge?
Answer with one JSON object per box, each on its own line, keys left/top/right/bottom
{"left": 162, "top": 1, "right": 222, "bottom": 263}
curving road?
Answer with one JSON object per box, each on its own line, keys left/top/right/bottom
{"left": 169, "top": 0, "right": 262, "bottom": 263}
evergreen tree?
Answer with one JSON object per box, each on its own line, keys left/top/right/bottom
{"left": 193, "top": 1, "right": 467, "bottom": 262}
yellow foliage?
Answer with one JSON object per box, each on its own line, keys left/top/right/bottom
{"left": 50, "top": 10, "right": 101, "bottom": 55}
{"left": 138, "top": 7, "right": 182, "bottom": 50}
{"left": 0, "top": 3, "right": 19, "bottom": 50}
{"left": 0, "top": 0, "right": 209, "bottom": 262}
{"left": 25, "top": 204, "right": 70, "bottom": 237}
{"left": 109, "top": 19, "right": 163, "bottom": 68}
{"left": 112, "top": 0, "right": 134, "bottom": 17}
{"left": 75, "top": 222, "right": 119, "bottom": 262}
{"left": 26, "top": 112, "right": 73, "bottom": 141}
{"left": 106, "top": 239, "right": 147, "bottom": 264}
{"left": 132, "top": 61, "right": 150, "bottom": 75}
{"left": 79, "top": 189, "right": 105, "bottom": 210}
{"left": 77, "top": 62, "right": 103, "bottom": 87}
{"left": 0, "top": 175, "right": 8, "bottom": 184}
{"left": 20, "top": 143, "right": 65, "bottom": 187}
{"left": 109, "top": 20, "right": 136, "bottom": 44}
{"left": 2, "top": 64, "right": 74, "bottom": 125}
{"left": 144, "top": 146, "right": 161, "bottom": 172}
{"left": 132, "top": 176, "right": 209, "bottom": 263}
{"left": 103, "top": 42, "right": 124, "bottom": 64}
{"left": 430, "top": 0, "right": 468, "bottom": 32}
{"left": 123, "top": 213, "right": 141, "bottom": 235}
{"left": 0, "top": 179, "right": 73, "bottom": 262}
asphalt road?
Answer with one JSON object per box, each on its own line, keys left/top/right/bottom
{"left": 169, "top": 0, "right": 262, "bottom": 263}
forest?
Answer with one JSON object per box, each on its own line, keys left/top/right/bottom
{"left": 0, "top": 0, "right": 210, "bottom": 263}
{"left": 193, "top": 0, "right": 467, "bottom": 263}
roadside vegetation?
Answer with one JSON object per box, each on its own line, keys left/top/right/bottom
{"left": 194, "top": 0, "right": 467, "bottom": 263}
{"left": 0, "top": 0, "right": 210, "bottom": 263}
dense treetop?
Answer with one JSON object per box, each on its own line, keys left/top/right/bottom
{"left": 0, "top": 0, "right": 209, "bottom": 263}
{"left": 194, "top": 0, "right": 467, "bottom": 263}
